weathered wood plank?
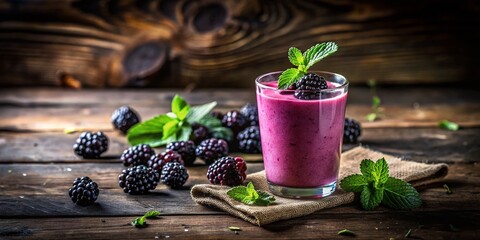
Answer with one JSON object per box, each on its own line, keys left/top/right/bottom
{"left": 1, "top": 127, "right": 478, "bottom": 163}
{"left": 1, "top": 211, "right": 479, "bottom": 239}
{"left": 0, "top": 163, "right": 478, "bottom": 217}
{"left": 1, "top": 88, "right": 479, "bottom": 131}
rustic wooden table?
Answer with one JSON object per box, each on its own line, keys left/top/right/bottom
{"left": 0, "top": 87, "right": 479, "bottom": 239}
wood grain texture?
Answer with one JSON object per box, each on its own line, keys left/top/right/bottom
{"left": 1, "top": 211, "right": 479, "bottom": 239}
{"left": 0, "top": 0, "right": 479, "bottom": 87}
{"left": 0, "top": 127, "right": 478, "bottom": 163}
{"left": 0, "top": 163, "right": 478, "bottom": 217}
{"left": 0, "top": 87, "right": 479, "bottom": 132}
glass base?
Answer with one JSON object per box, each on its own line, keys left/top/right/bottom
{"left": 267, "top": 181, "right": 336, "bottom": 199}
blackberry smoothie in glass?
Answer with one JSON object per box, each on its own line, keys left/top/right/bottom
{"left": 255, "top": 42, "right": 348, "bottom": 198}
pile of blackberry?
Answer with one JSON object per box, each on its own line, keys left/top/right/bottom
{"left": 118, "top": 165, "right": 160, "bottom": 194}
{"left": 195, "top": 138, "right": 229, "bottom": 164}
{"left": 147, "top": 150, "right": 184, "bottom": 172}
{"left": 161, "top": 162, "right": 189, "bottom": 188}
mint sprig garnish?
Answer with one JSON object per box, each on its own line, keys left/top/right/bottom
{"left": 278, "top": 42, "right": 338, "bottom": 89}
{"left": 227, "top": 182, "right": 276, "bottom": 206}
{"left": 340, "top": 158, "right": 422, "bottom": 211}
{"left": 131, "top": 210, "right": 160, "bottom": 227}
{"left": 127, "top": 95, "right": 232, "bottom": 147}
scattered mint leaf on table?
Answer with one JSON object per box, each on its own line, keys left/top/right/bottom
{"left": 443, "top": 184, "right": 452, "bottom": 194}
{"left": 227, "top": 182, "right": 276, "bottom": 206}
{"left": 340, "top": 158, "right": 422, "bottom": 211}
{"left": 438, "top": 120, "right": 459, "bottom": 131}
{"left": 127, "top": 95, "right": 224, "bottom": 147}
{"left": 365, "top": 96, "right": 383, "bottom": 122}
{"left": 131, "top": 210, "right": 160, "bottom": 228}
{"left": 278, "top": 42, "right": 338, "bottom": 89}
{"left": 337, "top": 229, "right": 356, "bottom": 236}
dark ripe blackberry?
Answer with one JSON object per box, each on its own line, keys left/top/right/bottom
{"left": 240, "top": 103, "right": 259, "bottom": 126}
{"left": 343, "top": 118, "right": 362, "bottom": 144}
{"left": 73, "top": 131, "right": 109, "bottom": 159}
{"left": 111, "top": 106, "right": 140, "bottom": 134}
{"left": 166, "top": 141, "right": 196, "bottom": 166}
{"left": 147, "top": 150, "right": 184, "bottom": 172}
{"left": 222, "top": 110, "right": 248, "bottom": 135}
{"left": 121, "top": 144, "right": 155, "bottom": 167}
{"left": 207, "top": 156, "right": 247, "bottom": 186}
{"left": 195, "top": 138, "right": 229, "bottom": 164}
{"left": 294, "top": 73, "right": 328, "bottom": 100}
{"left": 191, "top": 122, "right": 210, "bottom": 144}
{"left": 68, "top": 176, "right": 99, "bottom": 206}
{"left": 118, "top": 165, "right": 159, "bottom": 194}
{"left": 210, "top": 111, "right": 224, "bottom": 121}
{"left": 161, "top": 162, "right": 189, "bottom": 188}
{"left": 237, "top": 126, "right": 262, "bottom": 154}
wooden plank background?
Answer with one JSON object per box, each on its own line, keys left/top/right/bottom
{"left": 0, "top": 0, "right": 479, "bottom": 88}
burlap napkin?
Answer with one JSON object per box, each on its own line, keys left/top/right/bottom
{"left": 191, "top": 147, "right": 449, "bottom": 226}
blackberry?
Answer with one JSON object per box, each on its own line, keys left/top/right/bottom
{"left": 222, "top": 110, "right": 248, "bottom": 135}
{"left": 195, "top": 138, "right": 229, "bottom": 164}
{"left": 111, "top": 106, "right": 140, "bottom": 134}
{"left": 166, "top": 141, "right": 196, "bottom": 166}
{"left": 294, "top": 73, "right": 327, "bottom": 100}
{"left": 118, "top": 165, "right": 159, "bottom": 194}
{"left": 343, "top": 118, "right": 362, "bottom": 144}
{"left": 68, "top": 176, "right": 99, "bottom": 206}
{"left": 161, "top": 162, "right": 189, "bottom": 188}
{"left": 147, "top": 150, "right": 184, "bottom": 172}
{"left": 237, "top": 126, "right": 262, "bottom": 153}
{"left": 210, "top": 111, "right": 224, "bottom": 121}
{"left": 73, "top": 131, "right": 109, "bottom": 159}
{"left": 191, "top": 122, "right": 210, "bottom": 144}
{"left": 207, "top": 156, "right": 247, "bottom": 186}
{"left": 240, "top": 103, "right": 259, "bottom": 126}
{"left": 121, "top": 144, "right": 155, "bottom": 167}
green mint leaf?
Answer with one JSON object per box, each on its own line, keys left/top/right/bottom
{"left": 186, "top": 101, "right": 217, "bottom": 123}
{"left": 227, "top": 185, "right": 256, "bottom": 205}
{"left": 360, "top": 159, "right": 375, "bottom": 181}
{"left": 255, "top": 191, "right": 276, "bottom": 206}
{"left": 278, "top": 68, "right": 303, "bottom": 89}
{"left": 337, "top": 229, "right": 356, "bottom": 236}
{"left": 171, "top": 95, "right": 190, "bottom": 121}
{"left": 340, "top": 174, "right": 368, "bottom": 192}
{"left": 209, "top": 126, "right": 233, "bottom": 142}
{"left": 162, "top": 119, "right": 180, "bottom": 140}
{"left": 443, "top": 184, "right": 452, "bottom": 194}
{"left": 372, "top": 96, "right": 381, "bottom": 108}
{"left": 365, "top": 113, "right": 377, "bottom": 122}
{"left": 303, "top": 42, "right": 338, "bottom": 70}
{"left": 382, "top": 177, "right": 422, "bottom": 210}
{"left": 143, "top": 210, "right": 160, "bottom": 218}
{"left": 197, "top": 114, "right": 222, "bottom": 128}
{"left": 288, "top": 47, "right": 304, "bottom": 67}
{"left": 177, "top": 124, "right": 192, "bottom": 142}
{"left": 438, "top": 120, "right": 459, "bottom": 131}
{"left": 131, "top": 216, "right": 146, "bottom": 227}
{"left": 127, "top": 114, "right": 174, "bottom": 147}
{"left": 246, "top": 182, "right": 259, "bottom": 200}
{"left": 373, "top": 158, "right": 389, "bottom": 185}
{"left": 360, "top": 184, "right": 383, "bottom": 211}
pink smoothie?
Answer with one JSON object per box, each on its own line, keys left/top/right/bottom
{"left": 256, "top": 81, "right": 347, "bottom": 188}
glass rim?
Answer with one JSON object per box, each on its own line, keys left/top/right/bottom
{"left": 255, "top": 70, "right": 349, "bottom": 93}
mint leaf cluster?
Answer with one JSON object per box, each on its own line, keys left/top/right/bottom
{"left": 340, "top": 158, "right": 422, "bottom": 210}
{"left": 227, "top": 182, "right": 276, "bottom": 206}
{"left": 278, "top": 42, "right": 338, "bottom": 89}
{"left": 131, "top": 210, "right": 160, "bottom": 227}
{"left": 127, "top": 95, "right": 232, "bottom": 147}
